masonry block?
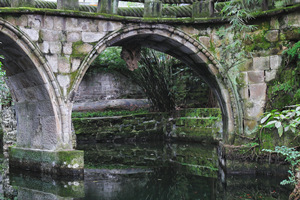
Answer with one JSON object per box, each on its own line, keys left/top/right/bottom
{"left": 249, "top": 83, "right": 267, "bottom": 101}
{"left": 253, "top": 56, "right": 270, "bottom": 70}
{"left": 247, "top": 71, "right": 265, "bottom": 84}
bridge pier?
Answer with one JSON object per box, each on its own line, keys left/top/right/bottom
{"left": 9, "top": 147, "right": 84, "bottom": 177}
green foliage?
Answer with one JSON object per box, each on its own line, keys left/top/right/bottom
{"left": 72, "top": 109, "right": 149, "bottom": 118}
{"left": 88, "top": 47, "right": 127, "bottom": 75}
{"left": 260, "top": 104, "right": 300, "bottom": 137}
{"left": 266, "top": 41, "right": 300, "bottom": 109}
{"left": 89, "top": 47, "right": 214, "bottom": 111}
{"left": 263, "top": 146, "right": 300, "bottom": 185}
{"left": 283, "top": 41, "right": 300, "bottom": 60}
{"left": 131, "top": 49, "right": 176, "bottom": 112}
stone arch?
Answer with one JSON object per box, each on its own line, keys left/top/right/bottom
{"left": 0, "top": 19, "right": 71, "bottom": 150}
{"left": 72, "top": 24, "right": 243, "bottom": 140}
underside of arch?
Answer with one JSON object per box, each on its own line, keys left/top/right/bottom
{"left": 74, "top": 25, "right": 242, "bottom": 140}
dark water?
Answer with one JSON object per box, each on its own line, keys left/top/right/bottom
{"left": 4, "top": 142, "right": 293, "bottom": 199}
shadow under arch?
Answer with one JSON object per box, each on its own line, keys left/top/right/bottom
{"left": 72, "top": 24, "right": 244, "bottom": 141}
{"left": 0, "top": 19, "right": 71, "bottom": 150}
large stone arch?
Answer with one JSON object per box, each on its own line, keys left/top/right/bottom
{"left": 0, "top": 19, "right": 72, "bottom": 150}
{"left": 71, "top": 24, "right": 243, "bottom": 141}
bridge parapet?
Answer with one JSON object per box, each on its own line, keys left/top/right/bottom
{"left": 2, "top": 0, "right": 299, "bottom": 18}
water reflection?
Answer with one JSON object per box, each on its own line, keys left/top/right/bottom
{"left": 2, "top": 142, "right": 293, "bottom": 199}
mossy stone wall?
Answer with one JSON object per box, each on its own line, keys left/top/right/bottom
{"left": 73, "top": 108, "right": 222, "bottom": 143}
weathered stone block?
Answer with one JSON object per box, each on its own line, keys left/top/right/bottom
{"left": 45, "top": 54, "right": 58, "bottom": 73}
{"left": 67, "top": 32, "right": 81, "bottom": 42}
{"left": 39, "top": 41, "right": 50, "bottom": 53}
{"left": 249, "top": 83, "right": 267, "bottom": 101}
{"left": 49, "top": 42, "right": 62, "bottom": 54}
{"left": 82, "top": 32, "right": 104, "bottom": 43}
{"left": 265, "top": 70, "right": 277, "bottom": 82}
{"left": 270, "top": 55, "right": 282, "bottom": 70}
{"left": 20, "top": 27, "right": 39, "bottom": 42}
{"left": 265, "top": 30, "right": 279, "bottom": 42}
{"left": 58, "top": 56, "right": 71, "bottom": 73}
{"left": 198, "top": 36, "right": 210, "bottom": 48}
{"left": 252, "top": 56, "right": 270, "bottom": 70}
{"left": 247, "top": 71, "right": 264, "bottom": 84}
{"left": 40, "top": 30, "right": 61, "bottom": 42}
{"left": 57, "top": 74, "right": 71, "bottom": 88}
{"left": 63, "top": 42, "right": 73, "bottom": 55}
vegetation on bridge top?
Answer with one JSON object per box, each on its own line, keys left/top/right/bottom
{"left": 0, "top": 0, "right": 298, "bottom": 24}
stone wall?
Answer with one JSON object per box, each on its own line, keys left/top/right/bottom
{"left": 74, "top": 72, "right": 145, "bottom": 103}
{"left": 73, "top": 108, "right": 222, "bottom": 143}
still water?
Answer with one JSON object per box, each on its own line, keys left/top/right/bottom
{"left": 4, "top": 142, "right": 293, "bottom": 199}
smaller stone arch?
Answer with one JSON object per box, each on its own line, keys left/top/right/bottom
{"left": 72, "top": 24, "right": 243, "bottom": 140}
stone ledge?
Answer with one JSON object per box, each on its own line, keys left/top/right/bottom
{"left": 9, "top": 147, "right": 84, "bottom": 177}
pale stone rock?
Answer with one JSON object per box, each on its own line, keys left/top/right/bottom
{"left": 43, "top": 16, "right": 54, "bottom": 29}
{"left": 66, "top": 18, "right": 81, "bottom": 32}
{"left": 199, "top": 36, "right": 210, "bottom": 48}
{"left": 265, "top": 30, "right": 279, "bottom": 42}
{"left": 53, "top": 16, "right": 64, "bottom": 30}
{"left": 49, "top": 42, "right": 62, "bottom": 54}
{"left": 63, "top": 42, "right": 73, "bottom": 55}
{"left": 20, "top": 27, "right": 39, "bottom": 41}
{"left": 57, "top": 74, "right": 70, "bottom": 88}
{"left": 265, "top": 70, "right": 277, "bottom": 82}
{"left": 76, "top": 43, "right": 93, "bottom": 54}
{"left": 67, "top": 32, "right": 81, "bottom": 42}
{"left": 58, "top": 56, "right": 71, "bottom": 73}
{"left": 79, "top": 19, "right": 97, "bottom": 32}
{"left": 45, "top": 55, "right": 58, "bottom": 73}
{"left": 41, "top": 30, "right": 60, "bottom": 42}
{"left": 16, "top": 15, "right": 28, "bottom": 27}
{"left": 82, "top": 32, "right": 104, "bottom": 43}
{"left": 270, "top": 55, "right": 282, "bottom": 70}
{"left": 71, "top": 59, "right": 81, "bottom": 72}
{"left": 247, "top": 71, "right": 264, "bottom": 84}
{"left": 252, "top": 56, "right": 270, "bottom": 70}
{"left": 28, "top": 15, "right": 42, "bottom": 29}
{"left": 249, "top": 83, "right": 267, "bottom": 101}
{"left": 39, "top": 41, "right": 50, "bottom": 53}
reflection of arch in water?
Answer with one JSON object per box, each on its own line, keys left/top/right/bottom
{"left": 0, "top": 19, "right": 72, "bottom": 150}
{"left": 72, "top": 24, "right": 243, "bottom": 140}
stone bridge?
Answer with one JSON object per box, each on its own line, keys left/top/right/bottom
{"left": 0, "top": 0, "right": 299, "bottom": 175}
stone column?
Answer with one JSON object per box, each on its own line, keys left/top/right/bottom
{"left": 11, "top": 0, "right": 35, "bottom": 7}
{"left": 57, "top": 0, "right": 79, "bottom": 10}
{"left": 97, "top": 0, "right": 119, "bottom": 14}
{"left": 144, "top": 0, "right": 162, "bottom": 18}
{"left": 192, "top": 0, "right": 211, "bottom": 18}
